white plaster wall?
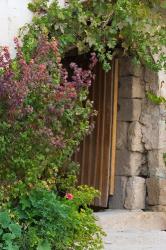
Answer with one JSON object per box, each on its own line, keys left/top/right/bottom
{"left": 0, "top": 0, "right": 33, "bottom": 55}
{"left": 154, "top": 50, "right": 166, "bottom": 98}
{"left": 0, "top": 0, "right": 65, "bottom": 55}
{"left": 159, "top": 70, "right": 166, "bottom": 98}
{"left": 58, "top": 0, "right": 65, "bottom": 7}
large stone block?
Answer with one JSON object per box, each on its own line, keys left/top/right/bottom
{"left": 119, "top": 56, "right": 142, "bottom": 77}
{"left": 158, "top": 120, "right": 166, "bottom": 149}
{"left": 109, "top": 176, "right": 128, "bottom": 209}
{"left": 116, "top": 149, "right": 145, "bottom": 176}
{"left": 119, "top": 76, "right": 145, "bottom": 99}
{"left": 140, "top": 102, "right": 160, "bottom": 150}
{"left": 124, "top": 177, "right": 146, "bottom": 209}
{"left": 149, "top": 205, "right": 166, "bottom": 212}
{"left": 160, "top": 104, "right": 166, "bottom": 121}
{"left": 118, "top": 99, "right": 142, "bottom": 122}
{"left": 128, "top": 121, "right": 144, "bottom": 152}
{"left": 148, "top": 150, "right": 166, "bottom": 178}
{"left": 144, "top": 67, "right": 158, "bottom": 93}
{"left": 116, "top": 122, "right": 129, "bottom": 150}
{"left": 146, "top": 178, "right": 166, "bottom": 206}
{"left": 140, "top": 95, "right": 166, "bottom": 151}
{"left": 140, "top": 162, "right": 149, "bottom": 177}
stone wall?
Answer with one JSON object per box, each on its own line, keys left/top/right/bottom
{"left": 110, "top": 57, "right": 166, "bottom": 211}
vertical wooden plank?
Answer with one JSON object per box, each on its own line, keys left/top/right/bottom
{"left": 100, "top": 68, "right": 114, "bottom": 206}
{"left": 95, "top": 65, "right": 106, "bottom": 205}
{"left": 110, "top": 59, "right": 119, "bottom": 195}
{"left": 89, "top": 67, "right": 99, "bottom": 187}
{"left": 90, "top": 64, "right": 100, "bottom": 188}
{"left": 74, "top": 58, "right": 118, "bottom": 207}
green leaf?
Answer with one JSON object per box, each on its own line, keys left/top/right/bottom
{"left": 0, "top": 212, "right": 11, "bottom": 229}
{"left": 161, "top": 2, "right": 166, "bottom": 9}
{"left": 37, "top": 240, "right": 51, "bottom": 250}
{"left": 2, "top": 232, "right": 15, "bottom": 241}
{"left": 9, "top": 224, "right": 21, "bottom": 237}
{"left": 4, "top": 242, "right": 19, "bottom": 250}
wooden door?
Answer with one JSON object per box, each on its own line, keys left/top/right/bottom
{"left": 75, "top": 59, "right": 119, "bottom": 207}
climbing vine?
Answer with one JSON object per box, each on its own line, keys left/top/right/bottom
{"left": 22, "top": 0, "right": 166, "bottom": 71}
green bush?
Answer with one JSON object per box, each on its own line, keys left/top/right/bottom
{"left": 0, "top": 36, "right": 97, "bottom": 202}
{"left": 12, "top": 187, "right": 104, "bottom": 250}
{"left": 0, "top": 187, "right": 104, "bottom": 250}
{"left": 0, "top": 33, "right": 104, "bottom": 249}
{"left": 0, "top": 211, "right": 21, "bottom": 250}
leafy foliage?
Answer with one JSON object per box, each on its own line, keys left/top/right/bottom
{"left": 0, "top": 36, "right": 97, "bottom": 203}
{"left": 0, "top": 211, "right": 21, "bottom": 250}
{"left": 147, "top": 91, "right": 166, "bottom": 104}
{"left": 0, "top": 34, "right": 104, "bottom": 249}
{"left": 23, "top": 0, "right": 166, "bottom": 71}
{"left": 13, "top": 188, "right": 104, "bottom": 250}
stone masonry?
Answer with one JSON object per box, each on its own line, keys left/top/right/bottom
{"left": 109, "top": 56, "right": 166, "bottom": 210}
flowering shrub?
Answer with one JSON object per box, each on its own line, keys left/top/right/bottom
{"left": 0, "top": 36, "right": 97, "bottom": 200}
{"left": 0, "top": 36, "right": 104, "bottom": 249}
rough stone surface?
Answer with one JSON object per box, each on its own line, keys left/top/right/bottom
{"left": 119, "top": 76, "right": 145, "bottom": 99}
{"left": 141, "top": 104, "right": 166, "bottom": 150}
{"left": 148, "top": 150, "right": 166, "bottom": 178}
{"left": 96, "top": 210, "right": 166, "bottom": 249}
{"left": 112, "top": 57, "right": 165, "bottom": 211}
{"left": 95, "top": 210, "right": 166, "bottom": 231}
{"left": 128, "top": 121, "right": 144, "bottom": 152}
{"left": 146, "top": 178, "right": 166, "bottom": 206}
{"left": 119, "top": 57, "right": 142, "bottom": 77}
{"left": 109, "top": 176, "right": 128, "bottom": 209}
{"left": 140, "top": 162, "right": 149, "bottom": 177}
{"left": 140, "top": 102, "right": 160, "bottom": 150}
{"left": 158, "top": 120, "right": 166, "bottom": 149}
{"left": 116, "top": 122, "right": 129, "bottom": 150}
{"left": 149, "top": 205, "right": 166, "bottom": 212}
{"left": 144, "top": 67, "right": 159, "bottom": 94}
{"left": 116, "top": 149, "right": 145, "bottom": 176}
{"left": 124, "top": 177, "right": 146, "bottom": 209}
{"left": 118, "top": 99, "right": 142, "bottom": 121}
{"left": 160, "top": 104, "right": 166, "bottom": 120}
{"left": 146, "top": 178, "right": 160, "bottom": 205}
{"left": 104, "top": 231, "right": 166, "bottom": 250}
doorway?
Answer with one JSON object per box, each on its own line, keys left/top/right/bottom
{"left": 74, "top": 59, "right": 119, "bottom": 207}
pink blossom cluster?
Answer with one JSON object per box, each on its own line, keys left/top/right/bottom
{"left": 0, "top": 36, "right": 97, "bottom": 149}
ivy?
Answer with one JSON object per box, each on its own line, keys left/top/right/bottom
{"left": 21, "top": 0, "right": 166, "bottom": 71}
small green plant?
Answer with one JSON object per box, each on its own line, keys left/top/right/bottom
{"left": 0, "top": 211, "right": 21, "bottom": 250}
{"left": 147, "top": 91, "right": 166, "bottom": 105}
{"left": 10, "top": 187, "right": 104, "bottom": 250}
